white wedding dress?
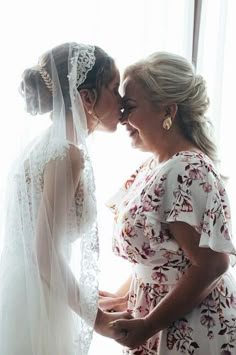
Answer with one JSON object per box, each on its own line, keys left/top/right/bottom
{"left": 0, "top": 126, "right": 99, "bottom": 355}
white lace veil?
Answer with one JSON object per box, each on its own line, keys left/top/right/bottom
{"left": 0, "top": 43, "right": 99, "bottom": 355}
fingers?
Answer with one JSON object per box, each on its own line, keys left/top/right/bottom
{"left": 113, "top": 311, "right": 133, "bottom": 320}
{"left": 109, "top": 319, "right": 129, "bottom": 329}
{"left": 99, "top": 290, "right": 115, "bottom": 297}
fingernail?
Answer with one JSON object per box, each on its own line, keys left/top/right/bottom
{"left": 108, "top": 322, "right": 114, "bottom": 328}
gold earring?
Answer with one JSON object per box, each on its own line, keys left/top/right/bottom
{"left": 163, "top": 116, "right": 172, "bottom": 130}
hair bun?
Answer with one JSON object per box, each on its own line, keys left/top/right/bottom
{"left": 21, "top": 67, "right": 52, "bottom": 115}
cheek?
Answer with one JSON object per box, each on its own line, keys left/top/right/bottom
{"left": 128, "top": 115, "right": 142, "bottom": 129}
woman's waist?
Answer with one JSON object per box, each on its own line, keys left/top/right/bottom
{"left": 133, "top": 263, "right": 187, "bottom": 285}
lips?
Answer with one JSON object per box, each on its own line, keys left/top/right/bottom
{"left": 128, "top": 129, "right": 138, "bottom": 137}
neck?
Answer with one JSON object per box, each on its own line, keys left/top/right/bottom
{"left": 87, "top": 113, "right": 101, "bottom": 134}
{"left": 65, "top": 112, "right": 77, "bottom": 143}
{"left": 153, "top": 133, "right": 199, "bottom": 163}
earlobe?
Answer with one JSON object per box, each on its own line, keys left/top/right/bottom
{"left": 79, "top": 89, "right": 97, "bottom": 114}
{"left": 166, "top": 103, "right": 178, "bottom": 121}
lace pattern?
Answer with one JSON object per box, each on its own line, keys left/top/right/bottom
{"left": 68, "top": 43, "right": 96, "bottom": 90}
{"left": 0, "top": 41, "right": 99, "bottom": 355}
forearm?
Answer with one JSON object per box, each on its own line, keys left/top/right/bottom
{"left": 116, "top": 275, "right": 132, "bottom": 297}
{"left": 38, "top": 249, "right": 85, "bottom": 317}
{"left": 145, "top": 265, "right": 223, "bottom": 336}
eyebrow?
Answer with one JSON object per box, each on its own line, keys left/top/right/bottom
{"left": 111, "top": 82, "right": 120, "bottom": 88}
{"left": 123, "top": 98, "right": 136, "bottom": 104}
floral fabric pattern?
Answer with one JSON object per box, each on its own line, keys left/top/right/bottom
{"left": 108, "top": 151, "right": 236, "bottom": 354}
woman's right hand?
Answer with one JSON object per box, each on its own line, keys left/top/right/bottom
{"left": 94, "top": 308, "right": 132, "bottom": 339}
{"left": 99, "top": 290, "right": 128, "bottom": 312}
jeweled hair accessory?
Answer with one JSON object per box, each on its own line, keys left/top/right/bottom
{"left": 68, "top": 43, "right": 96, "bottom": 90}
{"left": 37, "top": 65, "right": 56, "bottom": 93}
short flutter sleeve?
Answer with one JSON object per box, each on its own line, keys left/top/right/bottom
{"left": 150, "top": 152, "right": 236, "bottom": 264}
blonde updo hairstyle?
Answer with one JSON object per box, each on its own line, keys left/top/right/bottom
{"left": 124, "top": 52, "right": 217, "bottom": 163}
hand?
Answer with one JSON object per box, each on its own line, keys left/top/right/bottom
{"left": 94, "top": 308, "right": 133, "bottom": 340}
{"left": 99, "top": 290, "right": 128, "bottom": 312}
{"left": 110, "top": 318, "right": 151, "bottom": 349}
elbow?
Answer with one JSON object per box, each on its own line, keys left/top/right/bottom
{"left": 210, "top": 252, "right": 230, "bottom": 279}
{"left": 35, "top": 243, "right": 52, "bottom": 283}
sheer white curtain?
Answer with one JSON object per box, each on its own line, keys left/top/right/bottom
{"left": 196, "top": 0, "right": 236, "bottom": 235}
{"left": 0, "top": 0, "right": 194, "bottom": 354}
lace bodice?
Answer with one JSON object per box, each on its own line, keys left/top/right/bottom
{"left": 4, "top": 129, "right": 96, "bottom": 252}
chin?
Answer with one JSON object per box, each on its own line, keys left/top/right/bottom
{"left": 99, "top": 124, "right": 118, "bottom": 133}
{"left": 131, "top": 141, "right": 147, "bottom": 152}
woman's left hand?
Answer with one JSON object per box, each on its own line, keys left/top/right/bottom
{"left": 110, "top": 318, "right": 151, "bottom": 348}
{"left": 99, "top": 290, "right": 128, "bottom": 312}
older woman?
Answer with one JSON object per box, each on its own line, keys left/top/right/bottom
{"left": 101, "top": 52, "right": 236, "bottom": 354}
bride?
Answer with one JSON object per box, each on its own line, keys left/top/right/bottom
{"left": 0, "top": 42, "right": 131, "bottom": 355}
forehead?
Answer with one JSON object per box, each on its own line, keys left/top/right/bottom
{"left": 110, "top": 67, "right": 120, "bottom": 85}
{"left": 122, "top": 77, "right": 144, "bottom": 99}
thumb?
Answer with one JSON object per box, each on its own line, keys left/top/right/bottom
{"left": 109, "top": 319, "right": 129, "bottom": 329}
{"left": 117, "top": 311, "right": 133, "bottom": 320}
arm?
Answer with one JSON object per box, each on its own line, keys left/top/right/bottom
{"left": 99, "top": 276, "right": 132, "bottom": 311}
{"left": 35, "top": 145, "right": 83, "bottom": 315}
{"left": 112, "top": 222, "right": 230, "bottom": 347}
{"left": 35, "top": 145, "right": 132, "bottom": 334}
{"left": 145, "top": 221, "right": 229, "bottom": 334}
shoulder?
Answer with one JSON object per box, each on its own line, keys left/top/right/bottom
{"left": 44, "top": 142, "right": 84, "bottom": 186}
{"left": 162, "top": 151, "right": 218, "bottom": 181}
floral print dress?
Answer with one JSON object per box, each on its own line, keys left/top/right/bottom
{"left": 108, "top": 151, "right": 236, "bottom": 355}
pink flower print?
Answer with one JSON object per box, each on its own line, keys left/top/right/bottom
{"left": 206, "top": 209, "right": 215, "bottom": 219}
{"left": 202, "top": 182, "right": 212, "bottom": 192}
{"left": 163, "top": 251, "right": 174, "bottom": 260}
{"left": 123, "top": 199, "right": 130, "bottom": 206}
{"left": 125, "top": 173, "right": 137, "bottom": 189}
{"left": 199, "top": 221, "right": 209, "bottom": 233}
{"left": 224, "top": 227, "right": 230, "bottom": 240}
{"left": 224, "top": 210, "right": 231, "bottom": 220}
{"left": 179, "top": 321, "right": 187, "bottom": 333}
{"left": 183, "top": 156, "right": 192, "bottom": 162}
{"left": 143, "top": 225, "right": 154, "bottom": 240}
{"left": 202, "top": 295, "right": 216, "bottom": 308}
{"left": 167, "top": 333, "right": 177, "bottom": 350}
{"left": 159, "top": 284, "right": 169, "bottom": 294}
{"left": 208, "top": 330, "right": 214, "bottom": 339}
{"left": 230, "top": 293, "right": 236, "bottom": 308}
{"left": 219, "top": 187, "right": 226, "bottom": 196}
{"left": 142, "top": 198, "right": 154, "bottom": 212}
{"left": 136, "top": 305, "right": 147, "bottom": 316}
{"left": 173, "top": 189, "right": 181, "bottom": 199}
{"left": 152, "top": 270, "right": 168, "bottom": 283}
{"left": 154, "top": 183, "right": 165, "bottom": 198}
{"left": 200, "top": 315, "right": 216, "bottom": 328}
{"left": 145, "top": 174, "right": 152, "bottom": 182}
{"left": 219, "top": 316, "right": 224, "bottom": 325}
{"left": 189, "top": 168, "right": 204, "bottom": 180}
{"left": 124, "top": 245, "right": 137, "bottom": 261}
{"left": 129, "top": 205, "right": 138, "bottom": 219}
{"left": 179, "top": 321, "right": 193, "bottom": 336}
{"left": 181, "top": 198, "right": 193, "bottom": 212}
{"left": 114, "top": 245, "right": 120, "bottom": 255}
{"left": 123, "top": 221, "right": 136, "bottom": 238}
{"left": 141, "top": 242, "right": 155, "bottom": 257}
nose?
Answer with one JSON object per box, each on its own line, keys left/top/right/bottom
{"left": 119, "top": 109, "right": 128, "bottom": 125}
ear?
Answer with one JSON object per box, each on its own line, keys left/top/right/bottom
{"left": 165, "top": 103, "right": 178, "bottom": 121}
{"left": 79, "top": 89, "right": 97, "bottom": 113}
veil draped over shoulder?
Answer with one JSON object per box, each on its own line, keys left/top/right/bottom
{"left": 0, "top": 43, "right": 99, "bottom": 355}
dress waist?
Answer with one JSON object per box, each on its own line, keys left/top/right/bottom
{"left": 133, "top": 263, "right": 183, "bottom": 285}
